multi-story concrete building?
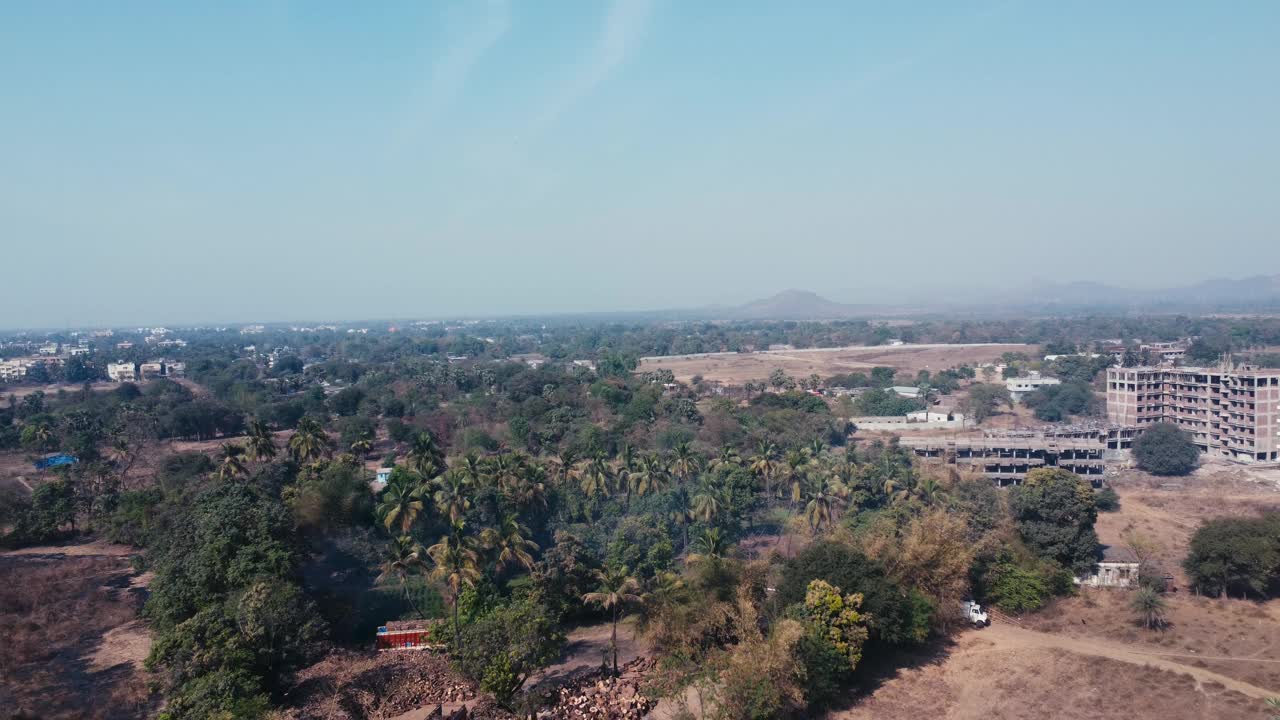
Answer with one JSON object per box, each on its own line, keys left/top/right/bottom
{"left": 1106, "top": 363, "right": 1280, "bottom": 462}
{"left": 898, "top": 426, "right": 1136, "bottom": 486}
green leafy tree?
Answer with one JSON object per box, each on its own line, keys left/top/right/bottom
{"left": 1183, "top": 514, "right": 1280, "bottom": 598}
{"left": 1133, "top": 422, "right": 1199, "bottom": 476}
{"left": 1009, "top": 468, "right": 1099, "bottom": 575}
{"left": 801, "top": 580, "right": 869, "bottom": 670}
{"left": 450, "top": 595, "right": 565, "bottom": 706}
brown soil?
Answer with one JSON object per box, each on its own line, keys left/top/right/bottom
{"left": 638, "top": 344, "right": 1035, "bottom": 384}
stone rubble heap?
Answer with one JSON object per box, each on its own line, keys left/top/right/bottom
{"left": 535, "top": 658, "right": 657, "bottom": 720}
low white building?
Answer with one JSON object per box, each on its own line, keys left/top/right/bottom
{"left": 0, "top": 360, "right": 27, "bottom": 383}
{"left": 107, "top": 362, "right": 137, "bottom": 382}
{"left": 1077, "top": 546, "right": 1140, "bottom": 589}
{"left": 1005, "top": 371, "right": 1061, "bottom": 401}
{"left": 886, "top": 386, "right": 922, "bottom": 399}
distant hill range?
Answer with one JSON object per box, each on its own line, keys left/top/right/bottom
{"left": 708, "top": 276, "right": 1280, "bottom": 321}
{"left": 1011, "top": 274, "right": 1280, "bottom": 313}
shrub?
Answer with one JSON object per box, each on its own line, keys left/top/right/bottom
{"left": 1094, "top": 487, "right": 1121, "bottom": 512}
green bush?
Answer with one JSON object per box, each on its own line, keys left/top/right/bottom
{"left": 1184, "top": 514, "right": 1280, "bottom": 598}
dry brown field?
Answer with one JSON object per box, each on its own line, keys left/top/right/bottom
{"left": 638, "top": 343, "right": 1035, "bottom": 384}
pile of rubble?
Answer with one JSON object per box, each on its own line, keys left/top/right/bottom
{"left": 535, "top": 658, "right": 657, "bottom": 719}
{"left": 276, "top": 649, "right": 480, "bottom": 719}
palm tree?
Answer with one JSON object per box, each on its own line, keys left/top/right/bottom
{"left": 215, "top": 443, "right": 248, "bottom": 481}
{"left": 749, "top": 441, "right": 778, "bottom": 499}
{"left": 504, "top": 462, "right": 548, "bottom": 509}
{"left": 245, "top": 419, "right": 278, "bottom": 464}
{"left": 1131, "top": 587, "right": 1167, "bottom": 630}
{"left": 670, "top": 442, "right": 700, "bottom": 484}
{"left": 350, "top": 433, "right": 374, "bottom": 457}
{"left": 807, "top": 437, "right": 825, "bottom": 459}
{"left": 629, "top": 454, "right": 669, "bottom": 499}
{"left": 550, "top": 449, "right": 581, "bottom": 487}
{"left": 377, "top": 473, "right": 427, "bottom": 533}
{"left": 783, "top": 449, "right": 809, "bottom": 508}
{"left": 580, "top": 453, "right": 613, "bottom": 516}
{"left": 804, "top": 476, "right": 845, "bottom": 532}
{"left": 432, "top": 469, "right": 472, "bottom": 523}
{"left": 408, "top": 431, "right": 445, "bottom": 478}
{"left": 582, "top": 566, "right": 641, "bottom": 675}
{"left": 481, "top": 514, "right": 539, "bottom": 573}
{"left": 427, "top": 520, "right": 482, "bottom": 647}
{"left": 669, "top": 487, "right": 695, "bottom": 552}
{"left": 289, "top": 417, "right": 332, "bottom": 464}
{"left": 686, "top": 527, "right": 730, "bottom": 565}
{"left": 377, "top": 534, "right": 427, "bottom": 618}
{"left": 711, "top": 446, "right": 741, "bottom": 471}
{"left": 691, "top": 482, "right": 723, "bottom": 523}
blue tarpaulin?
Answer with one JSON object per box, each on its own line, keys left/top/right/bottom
{"left": 33, "top": 454, "right": 78, "bottom": 470}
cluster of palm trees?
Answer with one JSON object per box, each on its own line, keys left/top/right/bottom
{"left": 213, "top": 417, "right": 334, "bottom": 482}
{"left": 373, "top": 433, "right": 545, "bottom": 647}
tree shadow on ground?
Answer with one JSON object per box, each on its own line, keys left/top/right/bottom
{"left": 826, "top": 634, "right": 959, "bottom": 713}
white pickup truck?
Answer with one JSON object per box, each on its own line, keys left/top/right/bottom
{"left": 962, "top": 600, "right": 990, "bottom": 628}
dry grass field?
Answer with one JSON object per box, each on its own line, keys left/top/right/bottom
{"left": 0, "top": 542, "right": 154, "bottom": 719}
{"left": 638, "top": 343, "right": 1036, "bottom": 384}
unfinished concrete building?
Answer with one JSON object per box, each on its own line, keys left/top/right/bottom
{"left": 1106, "top": 363, "right": 1280, "bottom": 462}
{"left": 899, "top": 426, "right": 1133, "bottom": 486}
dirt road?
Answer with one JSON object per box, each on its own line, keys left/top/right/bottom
{"left": 982, "top": 622, "right": 1279, "bottom": 699}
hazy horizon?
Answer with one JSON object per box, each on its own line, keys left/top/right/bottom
{"left": 3, "top": 2, "right": 1279, "bottom": 328}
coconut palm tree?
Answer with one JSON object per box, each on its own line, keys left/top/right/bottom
{"left": 670, "top": 441, "right": 700, "bottom": 484}
{"left": 1130, "top": 587, "right": 1167, "bottom": 630}
{"left": 550, "top": 449, "right": 581, "bottom": 487}
{"left": 427, "top": 520, "right": 482, "bottom": 648}
{"left": 749, "top": 441, "right": 778, "bottom": 499}
{"left": 215, "top": 443, "right": 248, "bottom": 481}
{"left": 289, "top": 417, "right": 332, "bottom": 464}
{"left": 377, "top": 473, "right": 427, "bottom": 533}
{"left": 408, "top": 431, "right": 445, "bottom": 478}
{"left": 504, "top": 462, "right": 548, "bottom": 510}
{"left": 350, "top": 433, "right": 374, "bottom": 457}
{"left": 686, "top": 527, "right": 731, "bottom": 565}
{"left": 691, "top": 482, "right": 723, "bottom": 523}
{"left": 805, "top": 477, "right": 842, "bottom": 532}
{"left": 783, "top": 449, "right": 810, "bottom": 508}
{"left": 481, "top": 514, "right": 539, "bottom": 573}
{"left": 580, "top": 453, "right": 613, "bottom": 516}
{"left": 377, "top": 534, "right": 428, "bottom": 618}
{"left": 711, "top": 446, "right": 741, "bottom": 471}
{"left": 432, "top": 469, "right": 472, "bottom": 523}
{"left": 582, "top": 566, "right": 641, "bottom": 675}
{"left": 629, "top": 454, "right": 668, "bottom": 499}
{"left": 245, "top": 419, "right": 278, "bottom": 464}
{"left": 669, "top": 487, "right": 695, "bottom": 552}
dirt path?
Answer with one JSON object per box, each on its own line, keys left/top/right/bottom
{"left": 982, "top": 622, "right": 1279, "bottom": 699}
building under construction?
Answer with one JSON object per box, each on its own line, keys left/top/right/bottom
{"left": 1106, "top": 362, "right": 1280, "bottom": 463}
{"left": 899, "top": 425, "right": 1137, "bottom": 486}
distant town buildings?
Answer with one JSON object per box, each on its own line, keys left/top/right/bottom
{"left": 1106, "top": 362, "right": 1280, "bottom": 463}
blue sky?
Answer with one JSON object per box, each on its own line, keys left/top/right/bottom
{"left": 2, "top": 1, "right": 1279, "bottom": 327}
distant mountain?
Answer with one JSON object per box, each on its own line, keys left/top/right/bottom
{"left": 729, "top": 290, "right": 863, "bottom": 320}
{"left": 1018, "top": 274, "right": 1280, "bottom": 312}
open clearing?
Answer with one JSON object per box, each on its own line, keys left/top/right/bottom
{"left": 638, "top": 343, "right": 1034, "bottom": 384}
{"left": 0, "top": 540, "right": 153, "bottom": 719}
